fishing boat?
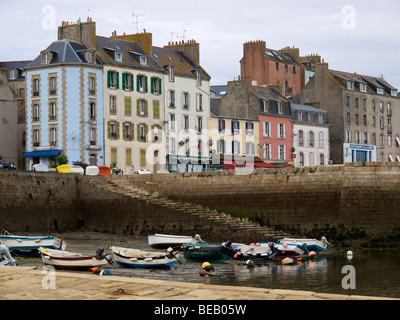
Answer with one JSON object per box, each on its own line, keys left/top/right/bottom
{"left": 110, "top": 246, "right": 178, "bottom": 269}
{"left": 233, "top": 243, "right": 278, "bottom": 262}
{"left": 39, "top": 247, "right": 110, "bottom": 271}
{"left": 98, "top": 166, "right": 111, "bottom": 176}
{"left": 84, "top": 165, "right": 99, "bottom": 176}
{"left": 56, "top": 164, "right": 72, "bottom": 173}
{"left": 148, "top": 233, "right": 205, "bottom": 250}
{"left": 0, "top": 230, "right": 66, "bottom": 255}
{"left": 276, "top": 237, "right": 333, "bottom": 254}
{"left": 182, "top": 241, "right": 236, "bottom": 263}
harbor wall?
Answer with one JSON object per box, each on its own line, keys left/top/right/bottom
{"left": 1, "top": 162, "right": 400, "bottom": 244}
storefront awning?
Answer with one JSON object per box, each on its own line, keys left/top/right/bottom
{"left": 22, "top": 149, "right": 62, "bottom": 158}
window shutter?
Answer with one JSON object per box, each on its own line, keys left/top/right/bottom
{"left": 145, "top": 124, "right": 148, "bottom": 141}
{"left": 136, "top": 75, "right": 140, "bottom": 91}
{"left": 107, "top": 121, "right": 111, "bottom": 139}
{"left": 107, "top": 71, "right": 111, "bottom": 88}
{"left": 217, "top": 140, "right": 220, "bottom": 154}
{"left": 263, "top": 122, "right": 266, "bottom": 136}
{"left": 158, "top": 78, "right": 162, "bottom": 95}
{"left": 145, "top": 100, "right": 148, "bottom": 117}
{"left": 116, "top": 122, "right": 120, "bottom": 139}
{"left": 137, "top": 99, "right": 140, "bottom": 116}
{"left": 122, "top": 73, "right": 126, "bottom": 90}
{"left": 188, "top": 93, "right": 191, "bottom": 110}
{"left": 150, "top": 77, "right": 154, "bottom": 94}
{"left": 145, "top": 76, "right": 148, "bottom": 93}
{"left": 283, "top": 124, "right": 286, "bottom": 139}
{"left": 154, "top": 101, "right": 159, "bottom": 119}
{"left": 231, "top": 121, "right": 234, "bottom": 134}
{"left": 122, "top": 122, "right": 126, "bottom": 139}
{"left": 116, "top": 72, "right": 119, "bottom": 90}
{"left": 218, "top": 120, "right": 221, "bottom": 132}
{"left": 223, "top": 120, "right": 225, "bottom": 131}
{"left": 237, "top": 141, "right": 240, "bottom": 154}
{"left": 232, "top": 141, "right": 234, "bottom": 154}
{"left": 131, "top": 74, "right": 134, "bottom": 91}
{"left": 137, "top": 125, "right": 140, "bottom": 141}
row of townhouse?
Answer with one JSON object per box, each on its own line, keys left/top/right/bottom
{"left": 1, "top": 19, "right": 211, "bottom": 173}
{"left": 209, "top": 80, "right": 329, "bottom": 167}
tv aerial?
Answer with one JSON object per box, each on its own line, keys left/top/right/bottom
{"left": 132, "top": 12, "right": 147, "bottom": 34}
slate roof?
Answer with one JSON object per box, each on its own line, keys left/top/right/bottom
{"left": 251, "top": 86, "right": 292, "bottom": 117}
{"left": 291, "top": 104, "right": 329, "bottom": 125}
{"left": 210, "top": 85, "right": 228, "bottom": 97}
{"left": 265, "top": 48, "right": 300, "bottom": 66}
{"left": 210, "top": 97, "right": 221, "bottom": 116}
{"left": 0, "top": 60, "right": 32, "bottom": 80}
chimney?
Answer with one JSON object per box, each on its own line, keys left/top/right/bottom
{"left": 58, "top": 18, "right": 96, "bottom": 50}
{"left": 111, "top": 32, "right": 153, "bottom": 56}
{"left": 279, "top": 46, "right": 300, "bottom": 64}
{"left": 164, "top": 40, "right": 200, "bottom": 65}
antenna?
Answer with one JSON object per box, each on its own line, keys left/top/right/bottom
{"left": 170, "top": 29, "right": 192, "bottom": 42}
{"left": 132, "top": 12, "right": 147, "bottom": 34}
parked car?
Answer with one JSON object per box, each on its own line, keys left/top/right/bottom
{"left": 0, "top": 161, "right": 16, "bottom": 170}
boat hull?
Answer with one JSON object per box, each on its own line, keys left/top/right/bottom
{"left": 277, "top": 238, "right": 328, "bottom": 254}
{"left": 148, "top": 234, "right": 196, "bottom": 250}
{"left": 111, "top": 246, "right": 178, "bottom": 270}
{"left": 233, "top": 244, "right": 277, "bottom": 262}
{"left": 183, "top": 244, "right": 235, "bottom": 263}
{"left": 0, "top": 234, "right": 66, "bottom": 255}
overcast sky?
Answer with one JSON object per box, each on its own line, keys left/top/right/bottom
{"left": 1, "top": 0, "right": 399, "bottom": 87}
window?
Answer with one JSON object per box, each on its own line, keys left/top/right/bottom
{"left": 115, "top": 52, "right": 122, "bottom": 62}
{"left": 355, "top": 114, "right": 359, "bottom": 126}
{"left": 50, "top": 128, "right": 57, "bottom": 146}
{"left": 9, "top": 69, "right": 17, "bottom": 80}
{"left": 168, "top": 114, "right": 176, "bottom": 132}
{"left": 232, "top": 140, "right": 240, "bottom": 155}
{"left": 90, "top": 127, "right": 96, "bottom": 144}
{"left": 196, "top": 117, "right": 203, "bottom": 133}
{"left": 355, "top": 98, "right": 359, "bottom": 110}
{"left": 318, "top": 113, "right": 323, "bottom": 123}
{"left": 168, "top": 90, "right": 175, "bottom": 107}
{"left": 380, "top": 134, "right": 384, "bottom": 146}
{"left": 217, "top": 139, "right": 225, "bottom": 154}
{"left": 245, "top": 122, "right": 254, "bottom": 135}
{"left": 245, "top": 142, "right": 254, "bottom": 155}
{"left": 107, "top": 71, "right": 118, "bottom": 89}
{"left": 319, "top": 132, "right": 324, "bottom": 148}
{"left": 263, "top": 100, "right": 269, "bottom": 112}
{"left": 42, "top": 52, "right": 50, "bottom": 64}
{"left": 372, "top": 133, "right": 376, "bottom": 145}
{"left": 372, "top": 116, "right": 376, "bottom": 127}
{"left": 182, "top": 92, "right": 189, "bottom": 109}
{"left": 126, "top": 148, "right": 132, "bottom": 166}
{"left": 347, "top": 96, "right": 350, "bottom": 108}
{"left": 363, "top": 115, "right": 367, "bottom": 126}
{"left": 278, "top": 145, "right": 286, "bottom": 160}
{"left": 168, "top": 66, "right": 174, "bottom": 82}
{"left": 124, "top": 97, "right": 131, "bottom": 116}
{"left": 298, "top": 130, "right": 304, "bottom": 146}
{"left": 110, "top": 121, "right": 118, "bottom": 139}
{"left": 363, "top": 99, "right": 366, "bottom": 111}
{"left": 320, "top": 154, "right": 324, "bottom": 165}
{"left": 363, "top": 132, "right": 368, "bottom": 144}
{"left": 231, "top": 120, "right": 240, "bottom": 135}
{"left": 182, "top": 115, "right": 189, "bottom": 132}
{"left": 379, "top": 101, "right": 384, "bottom": 112}
{"left": 218, "top": 119, "right": 225, "bottom": 133}
{"left": 263, "top": 144, "right": 271, "bottom": 160}
{"left": 308, "top": 112, "right": 312, "bottom": 122}
{"left": 387, "top": 103, "right": 392, "bottom": 116}
{"left": 151, "top": 77, "right": 161, "bottom": 95}
{"left": 360, "top": 83, "right": 367, "bottom": 92}
{"left": 355, "top": 131, "right": 360, "bottom": 144}
{"left": 196, "top": 94, "right": 203, "bottom": 111}
{"left": 111, "top": 148, "right": 117, "bottom": 164}
{"left": 377, "top": 87, "right": 384, "bottom": 95}
{"left": 33, "top": 79, "right": 40, "bottom": 96}
{"left": 137, "top": 75, "right": 148, "bottom": 93}
{"left": 347, "top": 81, "right": 354, "bottom": 90}
{"left": 169, "top": 138, "right": 176, "bottom": 154}
{"left": 309, "top": 131, "right": 314, "bottom": 147}
{"left": 153, "top": 100, "right": 160, "bottom": 119}
{"left": 278, "top": 123, "right": 285, "bottom": 139}
{"left": 388, "top": 135, "right": 392, "bottom": 147}
{"left": 49, "top": 77, "right": 56, "bottom": 95}
{"left": 297, "top": 111, "right": 303, "bottom": 121}
{"left": 276, "top": 63, "right": 279, "bottom": 71}
{"left": 391, "top": 90, "right": 398, "bottom": 97}
{"left": 347, "top": 113, "right": 351, "bottom": 124}
{"left": 196, "top": 71, "right": 201, "bottom": 86}
{"left": 33, "top": 129, "right": 40, "bottom": 146}
{"left": 89, "top": 154, "right": 97, "bottom": 166}
{"left": 89, "top": 77, "right": 96, "bottom": 94}
{"left": 285, "top": 64, "right": 288, "bottom": 72}
{"left": 372, "top": 101, "right": 376, "bottom": 112}
{"left": 299, "top": 152, "right": 304, "bottom": 166}
{"left": 309, "top": 152, "right": 315, "bottom": 166}
{"left": 278, "top": 102, "right": 283, "bottom": 114}
{"left": 140, "top": 56, "right": 147, "bottom": 65}
{"left": 346, "top": 131, "right": 351, "bottom": 143}
{"left": 33, "top": 104, "right": 40, "bottom": 121}
{"left": 109, "top": 96, "right": 116, "bottom": 114}
{"left": 139, "top": 124, "right": 147, "bottom": 142}
{"left": 122, "top": 73, "right": 132, "bottom": 91}
{"left": 138, "top": 99, "right": 147, "bottom": 116}
{"left": 49, "top": 102, "right": 56, "bottom": 120}
{"left": 293, "top": 66, "right": 296, "bottom": 74}
{"left": 263, "top": 122, "right": 271, "bottom": 138}
{"left": 380, "top": 117, "right": 384, "bottom": 129}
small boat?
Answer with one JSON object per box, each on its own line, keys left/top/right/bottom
{"left": 110, "top": 246, "right": 178, "bottom": 269}
{"left": 273, "top": 242, "right": 305, "bottom": 260}
{"left": 0, "top": 244, "right": 16, "bottom": 266}
{"left": 33, "top": 164, "right": 48, "bottom": 172}
{"left": 276, "top": 237, "right": 333, "bottom": 254}
{"left": 233, "top": 243, "right": 278, "bottom": 262}
{"left": 56, "top": 164, "right": 72, "bottom": 173}
{"left": 148, "top": 234, "right": 205, "bottom": 250}
{"left": 182, "top": 241, "right": 236, "bottom": 263}
{"left": 39, "top": 247, "right": 110, "bottom": 271}
{"left": 0, "top": 230, "right": 66, "bottom": 255}
{"left": 84, "top": 165, "right": 99, "bottom": 176}
{"left": 136, "top": 169, "right": 151, "bottom": 174}
{"left": 70, "top": 165, "right": 84, "bottom": 175}
{"left": 98, "top": 166, "right": 111, "bottom": 176}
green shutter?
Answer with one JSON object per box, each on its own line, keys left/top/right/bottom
{"left": 122, "top": 73, "right": 126, "bottom": 90}
{"left": 158, "top": 78, "right": 162, "bottom": 95}
{"left": 136, "top": 75, "right": 140, "bottom": 91}
{"left": 107, "top": 71, "right": 111, "bottom": 89}
{"left": 116, "top": 72, "right": 120, "bottom": 89}
{"left": 145, "top": 100, "right": 148, "bottom": 117}
{"left": 131, "top": 74, "right": 134, "bottom": 91}
{"left": 107, "top": 121, "right": 111, "bottom": 139}
{"left": 145, "top": 76, "right": 148, "bottom": 93}
{"left": 137, "top": 99, "right": 140, "bottom": 116}
{"left": 150, "top": 77, "right": 154, "bottom": 94}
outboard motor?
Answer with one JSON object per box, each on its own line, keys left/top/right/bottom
{"left": 0, "top": 244, "right": 16, "bottom": 266}
{"left": 96, "top": 246, "right": 113, "bottom": 264}
{"left": 321, "top": 236, "right": 334, "bottom": 248}
{"left": 194, "top": 234, "right": 206, "bottom": 244}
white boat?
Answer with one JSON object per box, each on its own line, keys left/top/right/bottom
{"left": 136, "top": 169, "right": 151, "bottom": 174}
{"left": 276, "top": 237, "right": 333, "bottom": 254}
{"left": 110, "top": 246, "right": 178, "bottom": 269}
{"left": 148, "top": 233, "right": 205, "bottom": 250}
{"left": 85, "top": 165, "right": 99, "bottom": 176}
{"left": 33, "top": 164, "right": 49, "bottom": 172}
{"left": 39, "top": 247, "right": 110, "bottom": 271}
{"left": 70, "top": 165, "right": 84, "bottom": 175}
{"left": 0, "top": 244, "right": 16, "bottom": 266}
{"left": 0, "top": 230, "right": 66, "bottom": 255}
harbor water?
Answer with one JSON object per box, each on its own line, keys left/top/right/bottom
{"left": 11, "top": 234, "right": 400, "bottom": 299}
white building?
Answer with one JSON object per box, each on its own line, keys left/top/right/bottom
{"left": 292, "top": 104, "right": 330, "bottom": 166}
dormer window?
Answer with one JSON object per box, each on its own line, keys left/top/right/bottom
{"left": 41, "top": 51, "right": 53, "bottom": 65}
{"left": 377, "top": 87, "right": 384, "bottom": 95}
{"left": 347, "top": 81, "right": 354, "bottom": 90}
{"left": 263, "top": 100, "right": 269, "bottom": 112}
{"left": 86, "top": 51, "right": 97, "bottom": 64}
{"left": 140, "top": 56, "right": 147, "bottom": 65}
{"left": 168, "top": 66, "right": 174, "bottom": 82}
{"left": 115, "top": 52, "right": 122, "bottom": 62}
{"left": 8, "top": 69, "right": 17, "bottom": 80}
{"left": 360, "top": 82, "right": 367, "bottom": 93}
{"left": 391, "top": 90, "right": 398, "bottom": 97}
{"left": 196, "top": 70, "right": 201, "bottom": 86}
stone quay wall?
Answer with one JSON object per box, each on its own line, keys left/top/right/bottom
{"left": 1, "top": 162, "right": 400, "bottom": 244}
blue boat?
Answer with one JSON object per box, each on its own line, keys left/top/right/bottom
{"left": 275, "top": 237, "right": 333, "bottom": 254}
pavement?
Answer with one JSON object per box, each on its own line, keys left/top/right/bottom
{"left": 0, "top": 266, "right": 395, "bottom": 300}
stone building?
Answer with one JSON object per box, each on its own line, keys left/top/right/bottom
{"left": 301, "top": 62, "right": 399, "bottom": 164}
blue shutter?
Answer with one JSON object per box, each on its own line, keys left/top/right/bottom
{"left": 218, "top": 120, "right": 222, "bottom": 132}
{"left": 231, "top": 121, "right": 234, "bottom": 134}
{"left": 232, "top": 141, "right": 234, "bottom": 154}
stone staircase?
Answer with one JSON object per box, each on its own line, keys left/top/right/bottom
{"left": 88, "top": 177, "right": 291, "bottom": 241}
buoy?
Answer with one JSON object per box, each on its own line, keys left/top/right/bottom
{"left": 282, "top": 257, "right": 293, "bottom": 265}
{"left": 308, "top": 251, "right": 317, "bottom": 260}
{"left": 199, "top": 269, "right": 207, "bottom": 276}
{"left": 246, "top": 259, "right": 254, "bottom": 268}
{"left": 233, "top": 253, "right": 238, "bottom": 259}
{"left": 202, "top": 262, "right": 214, "bottom": 271}
{"left": 250, "top": 243, "right": 255, "bottom": 246}
{"left": 283, "top": 243, "right": 288, "bottom": 248}
{"left": 90, "top": 267, "right": 100, "bottom": 273}
{"left": 346, "top": 250, "right": 353, "bottom": 259}
{"left": 100, "top": 269, "right": 112, "bottom": 276}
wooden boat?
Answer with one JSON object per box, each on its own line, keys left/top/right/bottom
{"left": 0, "top": 230, "right": 66, "bottom": 255}
{"left": 148, "top": 234, "right": 205, "bottom": 250}
{"left": 110, "top": 246, "right": 178, "bottom": 269}
{"left": 84, "top": 165, "right": 99, "bottom": 176}
{"left": 276, "top": 237, "right": 333, "bottom": 254}
{"left": 39, "top": 247, "right": 110, "bottom": 271}
{"left": 32, "top": 164, "right": 48, "bottom": 172}
{"left": 182, "top": 241, "right": 236, "bottom": 263}
{"left": 70, "top": 165, "right": 84, "bottom": 175}
{"left": 56, "top": 164, "right": 72, "bottom": 173}
{"left": 98, "top": 166, "right": 111, "bottom": 176}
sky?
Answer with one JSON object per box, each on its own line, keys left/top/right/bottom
{"left": 1, "top": 0, "right": 400, "bottom": 87}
